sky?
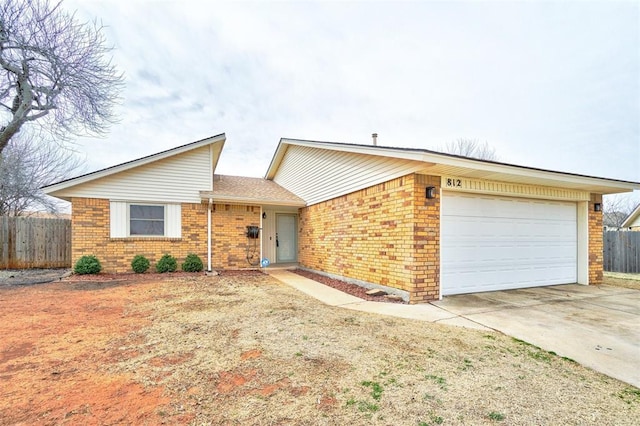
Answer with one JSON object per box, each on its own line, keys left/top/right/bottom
{"left": 62, "top": 0, "right": 639, "bottom": 198}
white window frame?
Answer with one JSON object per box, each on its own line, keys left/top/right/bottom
{"left": 128, "top": 203, "right": 166, "bottom": 237}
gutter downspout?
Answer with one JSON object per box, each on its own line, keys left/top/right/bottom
{"left": 259, "top": 206, "right": 263, "bottom": 265}
{"left": 207, "top": 198, "right": 212, "bottom": 272}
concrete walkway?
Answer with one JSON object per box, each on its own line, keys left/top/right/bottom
{"left": 266, "top": 269, "right": 490, "bottom": 330}
{"left": 267, "top": 269, "right": 640, "bottom": 388}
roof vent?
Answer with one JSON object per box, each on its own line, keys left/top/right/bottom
{"left": 372, "top": 133, "right": 378, "bottom": 146}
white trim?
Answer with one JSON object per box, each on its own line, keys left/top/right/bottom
{"left": 621, "top": 203, "right": 640, "bottom": 228}
{"left": 43, "top": 134, "right": 225, "bottom": 194}
{"left": 259, "top": 206, "right": 263, "bottom": 265}
{"left": 109, "top": 201, "right": 181, "bottom": 238}
{"left": 207, "top": 198, "right": 212, "bottom": 272}
{"left": 206, "top": 195, "right": 306, "bottom": 207}
{"left": 266, "top": 139, "right": 640, "bottom": 194}
{"left": 440, "top": 176, "right": 590, "bottom": 201}
{"left": 128, "top": 203, "right": 167, "bottom": 237}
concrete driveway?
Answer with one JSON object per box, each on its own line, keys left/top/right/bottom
{"left": 432, "top": 284, "right": 640, "bottom": 388}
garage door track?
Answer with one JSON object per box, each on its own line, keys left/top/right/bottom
{"left": 432, "top": 284, "right": 640, "bottom": 388}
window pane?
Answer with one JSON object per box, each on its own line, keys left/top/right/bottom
{"left": 130, "top": 205, "right": 164, "bottom": 220}
{"left": 130, "top": 219, "right": 164, "bottom": 235}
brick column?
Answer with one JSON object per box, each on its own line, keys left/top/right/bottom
{"left": 588, "top": 194, "right": 603, "bottom": 285}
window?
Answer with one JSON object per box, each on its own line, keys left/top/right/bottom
{"left": 110, "top": 201, "right": 180, "bottom": 238}
{"left": 129, "top": 204, "right": 165, "bottom": 236}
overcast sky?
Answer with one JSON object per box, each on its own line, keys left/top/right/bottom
{"left": 65, "top": 0, "right": 639, "bottom": 192}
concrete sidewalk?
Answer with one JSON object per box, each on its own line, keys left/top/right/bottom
{"left": 266, "top": 269, "right": 490, "bottom": 330}
{"left": 267, "top": 269, "right": 640, "bottom": 388}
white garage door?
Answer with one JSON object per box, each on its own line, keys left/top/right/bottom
{"left": 441, "top": 192, "right": 577, "bottom": 295}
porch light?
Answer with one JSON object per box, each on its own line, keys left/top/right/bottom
{"left": 262, "top": 212, "right": 267, "bottom": 219}
{"left": 426, "top": 186, "right": 436, "bottom": 199}
{"left": 594, "top": 203, "right": 602, "bottom": 212}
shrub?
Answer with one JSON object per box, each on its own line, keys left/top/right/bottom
{"left": 131, "top": 255, "right": 150, "bottom": 273}
{"left": 74, "top": 255, "right": 102, "bottom": 275}
{"left": 182, "top": 253, "right": 204, "bottom": 272}
{"left": 156, "top": 254, "right": 177, "bottom": 273}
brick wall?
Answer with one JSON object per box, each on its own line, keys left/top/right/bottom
{"left": 588, "top": 193, "right": 603, "bottom": 284}
{"left": 211, "top": 204, "right": 261, "bottom": 269}
{"left": 71, "top": 198, "right": 258, "bottom": 273}
{"left": 298, "top": 173, "right": 440, "bottom": 304}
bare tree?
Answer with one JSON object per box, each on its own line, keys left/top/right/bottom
{"left": 0, "top": 132, "right": 84, "bottom": 215}
{"left": 441, "top": 138, "right": 499, "bottom": 161}
{"left": 0, "top": 0, "right": 123, "bottom": 154}
{"left": 603, "top": 194, "right": 639, "bottom": 229}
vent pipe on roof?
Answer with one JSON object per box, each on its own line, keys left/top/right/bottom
{"left": 372, "top": 133, "right": 378, "bottom": 146}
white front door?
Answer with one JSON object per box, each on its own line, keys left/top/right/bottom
{"left": 276, "top": 214, "right": 297, "bottom": 263}
{"left": 441, "top": 192, "right": 578, "bottom": 295}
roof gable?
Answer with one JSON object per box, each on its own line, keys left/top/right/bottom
{"left": 43, "top": 133, "right": 225, "bottom": 201}
{"left": 266, "top": 138, "right": 640, "bottom": 205}
{"left": 622, "top": 204, "right": 640, "bottom": 228}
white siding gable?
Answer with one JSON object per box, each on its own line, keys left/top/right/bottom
{"left": 56, "top": 146, "right": 212, "bottom": 203}
{"left": 273, "top": 145, "right": 424, "bottom": 205}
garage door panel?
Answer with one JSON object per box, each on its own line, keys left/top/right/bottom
{"left": 442, "top": 193, "right": 577, "bottom": 295}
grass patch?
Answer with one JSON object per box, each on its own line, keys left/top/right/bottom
{"left": 618, "top": 388, "right": 640, "bottom": 405}
{"left": 361, "top": 381, "right": 384, "bottom": 400}
{"left": 488, "top": 411, "right": 505, "bottom": 421}
{"left": 426, "top": 374, "right": 448, "bottom": 390}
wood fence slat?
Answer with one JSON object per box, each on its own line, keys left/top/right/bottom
{"left": 604, "top": 231, "right": 640, "bottom": 273}
{"left": 0, "top": 216, "right": 71, "bottom": 269}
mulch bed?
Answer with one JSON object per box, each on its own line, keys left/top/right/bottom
{"left": 293, "top": 269, "right": 407, "bottom": 304}
{"left": 61, "top": 269, "right": 264, "bottom": 282}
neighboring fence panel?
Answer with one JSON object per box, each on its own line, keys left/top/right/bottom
{"left": 604, "top": 231, "right": 640, "bottom": 273}
{"left": 0, "top": 216, "right": 71, "bottom": 269}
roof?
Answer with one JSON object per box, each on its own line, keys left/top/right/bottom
{"left": 42, "top": 133, "right": 226, "bottom": 194}
{"left": 200, "top": 175, "right": 306, "bottom": 207}
{"left": 621, "top": 204, "right": 640, "bottom": 228}
{"left": 265, "top": 138, "right": 640, "bottom": 195}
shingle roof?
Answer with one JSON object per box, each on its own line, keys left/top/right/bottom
{"left": 201, "top": 175, "right": 306, "bottom": 206}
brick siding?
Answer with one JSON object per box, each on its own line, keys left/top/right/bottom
{"left": 299, "top": 173, "right": 440, "bottom": 303}
{"left": 588, "top": 193, "right": 603, "bottom": 284}
{"left": 71, "top": 198, "right": 259, "bottom": 273}
{"left": 211, "top": 203, "right": 261, "bottom": 269}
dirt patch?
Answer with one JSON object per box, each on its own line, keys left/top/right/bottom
{"left": 1, "top": 274, "right": 638, "bottom": 425}
{"left": 293, "top": 269, "right": 407, "bottom": 303}
{"left": 0, "top": 268, "right": 71, "bottom": 287}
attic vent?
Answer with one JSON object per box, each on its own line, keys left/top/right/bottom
{"left": 372, "top": 133, "right": 378, "bottom": 146}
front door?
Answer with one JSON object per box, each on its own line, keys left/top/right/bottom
{"left": 276, "top": 214, "right": 297, "bottom": 263}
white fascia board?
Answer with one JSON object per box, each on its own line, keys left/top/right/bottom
{"left": 43, "top": 134, "right": 226, "bottom": 194}
{"left": 207, "top": 194, "right": 306, "bottom": 207}
{"left": 268, "top": 138, "right": 640, "bottom": 193}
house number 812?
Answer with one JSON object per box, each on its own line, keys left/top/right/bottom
{"left": 446, "top": 178, "right": 462, "bottom": 187}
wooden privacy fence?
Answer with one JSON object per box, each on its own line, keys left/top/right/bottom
{"left": 0, "top": 216, "right": 71, "bottom": 269}
{"left": 603, "top": 231, "right": 640, "bottom": 273}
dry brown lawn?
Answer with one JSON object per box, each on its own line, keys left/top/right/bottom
{"left": 1, "top": 272, "right": 639, "bottom": 425}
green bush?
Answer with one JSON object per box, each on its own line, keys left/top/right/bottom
{"left": 74, "top": 255, "right": 102, "bottom": 275}
{"left": 182, "top": 253, "right": 203, "bottom": 272}
{"left": 131, "top": 255, "right": 150, "bottom": 273}
{"left": 156, "top": 254, "right": 177, "bottom": 273}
